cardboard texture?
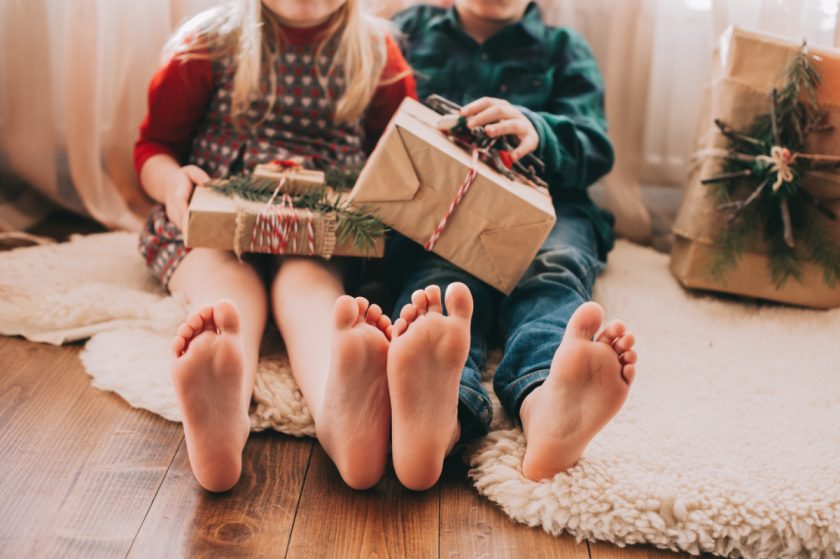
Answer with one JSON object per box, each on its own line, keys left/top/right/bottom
{"left": 350, "top": 97, "right": 556, "bottom": 294}
{"left": 184, "top": 187, "right": 384, "bottom": 258}
{"left": 671, "top": 27, "right": 840, "bottom": 308}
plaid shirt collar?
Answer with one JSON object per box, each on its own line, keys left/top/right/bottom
{"left": 428, "top": 1, "right": 544, "bottom": 46}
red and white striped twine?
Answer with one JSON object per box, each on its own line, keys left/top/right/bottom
{"left": 248, "top": 176, "right": 316, "bottom": 255}
{"left": 424, "top": 148, "right": 480, "bottom": 252}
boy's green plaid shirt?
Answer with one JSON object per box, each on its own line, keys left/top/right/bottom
{"left": 393, "top": 2, "right": 616, "bottom": 258}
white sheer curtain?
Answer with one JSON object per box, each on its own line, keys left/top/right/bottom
{"left": 0, "top": 0, "right": 223, "bottom": 231}
{"left": 2, "top": 0, "right": 839, "bottom": 239}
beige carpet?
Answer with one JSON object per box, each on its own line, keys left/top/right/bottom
{"left": 2, "top": 232, "right": 839, "bottom": 559}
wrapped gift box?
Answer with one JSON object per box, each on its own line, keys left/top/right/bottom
{"left": 184, "top": 186, "right": 384, "bottom": 258}
{"left": 350, "top": 97, "right": 556, "bottom": 294}
{"left": 671, "top": 27, "right": 840, "bottom": 308}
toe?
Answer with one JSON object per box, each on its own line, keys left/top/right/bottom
{"left": 621, "top": 364, "right": 636, "bottom": 385}
{"left": 186, "top": 311, "right": 204, "bottom": 333}
{"left": 444, "top": 282, "right": 473, "bottom": 321}
{"left": 392, "top": 318, "right": 407, "bottom": 338}
{"left": 566, "top": 301, "right": 604, "bottom": 340}
{"left": 425, "top": 285, "right": 443, "bottom": 314}
{"left": 365, "top": 303, "right": 383, "bottom": 325}
{"left": 614, "top": 333, "right": 635, "bottom": 353}
{"left": 177, "top": 323, "right": 194, "bottom": 340}
{"left": 596, "top": 319, "right": 626, "bottom": 344}
{"left": 213, "top": 299, "right": 241, "bottom": 334}
{"left": 333, "top": 295, "right": 359, "bottom": 330}
{"left": 198, "top": 304, "right": 214, "bottom": 323}
{"left": 172, "top": 336, "right": 187, "bottom": 356}
{"left": 411, "top": 290, "right": 429, "bottom": 315}
{"left": 355, "top": 296, "right": 370, "bottom": 320}
{"left": 377, "top": 314, "right": 392, "bottom": 334}
{"left": 400, "top": 303, "right": 417, "bottom": 323}
{"left": 620, "top": 349, "right": 637, "bottom": 365}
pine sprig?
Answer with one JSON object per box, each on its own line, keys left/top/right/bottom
{"left": 799, "top": 206, "right": 840, "bottom": 288}
{"left": 703, "top": 43, "right": 840, "bottom": 290}
{"left": 208, "top": 174, "right": 387, "bottom": 252}
{"left": 708, "top": 216, "right": 749, "bottom": 284}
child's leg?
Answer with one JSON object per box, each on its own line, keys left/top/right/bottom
{"left": 385, "top": 236, "right": 499, "bottom": 491}
{"left": 269, "top": 257, "right": 391, "bottom": 490}
{"left": 168, "top": 248, "right": 268, "bottom": 492}
{"left": 493, "top": 209, "right": 638, "bottom": 481}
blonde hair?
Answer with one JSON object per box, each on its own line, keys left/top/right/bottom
{"left": 163, "top": 0, "right": 393, "bottom": 124}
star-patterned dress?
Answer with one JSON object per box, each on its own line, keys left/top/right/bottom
{"left": 135, "top": 21, "right": 415, "bottom": 288}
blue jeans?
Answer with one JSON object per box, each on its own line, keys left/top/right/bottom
{"left": 386, "top": 205, "right": 607, "bottom": 442}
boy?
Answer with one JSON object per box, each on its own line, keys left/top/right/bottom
{"left": 384, "top": 0, "right": 638, "bottom": 489}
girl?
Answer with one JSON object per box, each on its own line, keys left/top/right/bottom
{"left": 135, "top": 0, "right": 416, "bottom": 492}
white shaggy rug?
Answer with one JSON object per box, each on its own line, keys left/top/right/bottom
{"left": 2, "top": 233, "right": 839, "bottom": 559}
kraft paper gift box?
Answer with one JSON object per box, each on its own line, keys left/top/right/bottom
{"left": 184, "top": 186, "right": 385, "bottom": 259}
{"left": 671, "top": 27, "right": 840, "bottom": 308}
{"left": 350, "top": 97, "right": 556, "bottom": 294}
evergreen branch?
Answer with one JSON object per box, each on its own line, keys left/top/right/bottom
{"left": 799, "top": 206, "right": 840, "bottom": 287}
{"left": 209, "top": 175, "right": 387, "bottom": 248}
{"left": 708, "top": 214, "right": 752, "bottom": 285}
{"left": 325, "top": 169, "right": 360, "bottom": 191}
{"left": 767, "top": 239, "right": 803, "bottom": 289}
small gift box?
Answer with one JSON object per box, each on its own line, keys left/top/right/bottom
{"left": 184, "top": 164, "right": 385, "bottom": 259}
{"left": 350, "top": 97, "right": 556, "bottom": 294}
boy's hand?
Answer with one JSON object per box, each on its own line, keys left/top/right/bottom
{"left": 461, "top": 97, "right": 539, "bottom": 161}
{"left": 165, "top": 165, "right": 209, "bottom": 230}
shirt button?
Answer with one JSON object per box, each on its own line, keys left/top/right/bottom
{"left": 480, "top": 52, "right": 489, "bottom": 61}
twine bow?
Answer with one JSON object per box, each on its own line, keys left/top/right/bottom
{"left": 757, "top": 146, "right": 795, "bottom": 192}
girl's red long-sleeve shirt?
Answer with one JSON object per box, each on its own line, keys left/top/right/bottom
{"left": 134, "top": 28, "right": 416, "bottom": 176}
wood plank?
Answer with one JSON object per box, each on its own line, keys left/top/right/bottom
{"left": 439, "top": 456, "right": 590, "bottom": 559}
{"left": 130, "top": 432, "right": 314, "bottom": 558}
{"left": 0, "top": 339, "right": 182, "bottom": 558}
{"left": 589, "top": 542, "right": 697, "bottom": 558}
{"left": 286, "top": 444, "right": 439, "bottom": 559}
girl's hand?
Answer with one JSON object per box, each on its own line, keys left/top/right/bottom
{"left": 460, "top": 97, "right": 539, "bottom": 161}
{"left": 165, "top": 165, "right": 209, "bottom": 230}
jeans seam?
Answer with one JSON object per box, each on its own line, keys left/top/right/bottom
{"left": 459, "top": 384, "right": 493, "bottom": 420}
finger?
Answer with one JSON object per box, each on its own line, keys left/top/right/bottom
{"left": 511, "top": 132, "right": 539, "bottom": 161}
{"left": 466, "top": 105, "right": 510, "bottom": 129}
{"left": 485, "top": 118, "right": 529, "bottom": 139}
{"left": 460, "top": 97, "right": 496, "bottom": 116}
{"left": 183, "top": 165, "right": 210, "bottom": 186}
{"left": 174, "top": 197, "right": 190, "bottom": 230}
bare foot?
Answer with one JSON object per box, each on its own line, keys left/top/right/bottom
{"left": 519, "top": 301, "right": 637, "bottom": 481}
{"left": 387, "top": 283, "right": 473, "bottom": 491}
{"left": 171, "top": 300, "right": 251, "bottom": 492}
{"left": 316, "top": 296, "right": 392, "bottom": 490}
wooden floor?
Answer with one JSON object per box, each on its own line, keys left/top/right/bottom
{"left": 1, "top": 213, "right": 696, "bottom": 558}
{"left": 0, "top": 335, "right": 693, "bottom": 559}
